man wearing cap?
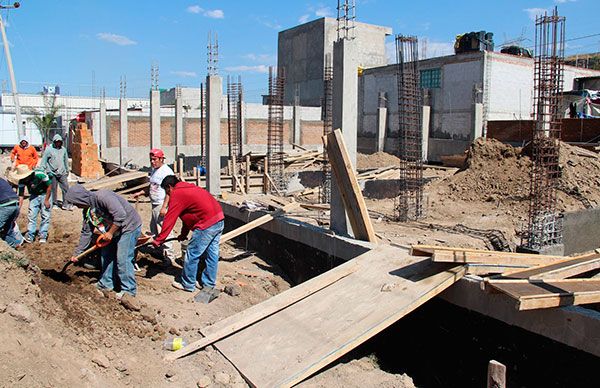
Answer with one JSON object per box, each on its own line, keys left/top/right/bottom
{"left": 132, "top": 148, "right": 176, "bottom": 267}
{"left": 10, "top": 135, "right": 38, "bottom": 170}
{"left": 8, "top": 165, "right": 52, "bottom": 243}
{"left": 41, "top": 134, "right": 71, "bottom": 210}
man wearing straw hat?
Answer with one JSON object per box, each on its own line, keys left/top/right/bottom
{"left": 8, "top": 165, "right": 53, "bottom": 243}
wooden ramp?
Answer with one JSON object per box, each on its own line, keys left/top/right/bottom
{"left": 214, "top": 245, "right": 465, "bottom": 387}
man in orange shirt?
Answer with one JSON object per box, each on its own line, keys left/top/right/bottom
{"left": 10, "top": 135, "right": 38, "bottom": 170}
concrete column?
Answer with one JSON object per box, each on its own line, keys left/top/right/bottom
{"left": 119, "top": 98, "right": 128, "bottom": 165}
{"left": 330, "top": 39, "right": 358, "bottom": 237}
{"left": 175, "top": 95, "right": 184, "bottom": 157}
{"left": 98, "top": 101, "right": 107, "bottom": 158}
{"left": 376, "top": 106, "right": 387, "bottom": 152}
{"left": 422, "top": 105, "right": 431, "bottom": 161}
{"left": 292, "top": 104, "right": 301, "bottom": 146}
{"left": 473, "top": 102, "right": 483, "bottom": 140}
{"left": 206, "top": 75, "right": 222, "bottom": 195}
{"left": 150, "top": 89, "right": 161, "bottom": 150}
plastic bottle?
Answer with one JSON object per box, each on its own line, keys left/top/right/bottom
{"left": 163, "top": 337, "right": 187, "bottom": 351}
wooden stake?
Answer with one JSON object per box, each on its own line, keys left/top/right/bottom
{"left": 263, "top": 156, "right": 270, "bottom": 193}
{"left": 245, "top": 154, "right": 251, "bottom": 194}
{"left": 487, "top": 360, "right": 506, "bottom": 388}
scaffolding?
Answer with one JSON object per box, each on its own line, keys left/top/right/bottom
{"left": 227, "top": 76, "right": 243, "bottom": 174}
{"left": 522, "top": 8, "right": 565, "bottom": 250}
{"left": 267, "top": 66, "right": 286, "bottom": 193}
{"left": 395, "top": 35, "right": 424, "bottom": 222}
{"left": 319, "top": 53, "right": 333, "bottom": 204}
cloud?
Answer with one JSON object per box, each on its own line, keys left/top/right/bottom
{"left": 555, "top": 0, "right": 576, "bottom": 3}
{"left": 243, "top": 53, "right": 276, "bottom": 62}
{"left": 186, "top": 5, "right": 224, "bottom": 19}
{"left": 524, "top": 8, "right": 548, "bottom": 21}
{"left": 315, "top": 6, "right": 333, "bottom": 17}
{"left": 298, "top": 14, "right": 310, "bottom": 24}
{"left": 254, "top": 16, "right": 282, "bottom": 30}
{"left": 96, "top": 33, "right": 137, "bottom": 46}
{"left": 224, "top": 65, "right": 270, "bottom": 74}
{"left": 170, "top": 71, "right": 197, "bottom": 78}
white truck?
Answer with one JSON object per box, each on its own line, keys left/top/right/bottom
{"left": 0, "top": 111, "right": 43, "bottom": 152}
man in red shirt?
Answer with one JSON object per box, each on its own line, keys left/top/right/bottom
{"left": 152, "top": 175, "right": 224, "bottom": 301}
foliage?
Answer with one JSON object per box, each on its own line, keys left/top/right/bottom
{"left": 27, "top": 93, "right": 63, "bottom": 145}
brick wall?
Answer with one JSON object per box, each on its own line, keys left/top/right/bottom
{"left": 300, "top": 120, "right": 325, "bottom": 145}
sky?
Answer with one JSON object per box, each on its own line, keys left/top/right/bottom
{"left": 0, "top": 0, "right": 598, "bottom": 103}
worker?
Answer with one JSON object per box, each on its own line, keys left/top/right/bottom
{"left": 8, "top": 165, "right": 52, "bottom": 243}
{"left": 151, "top": 175, "right": 224, "bottom": 300}
{"left": 0, "top": 177, "right": 21, "bottom": 247}
{"left": 10, "top": 135, "right": 39, "bottom": 170}
{"left": 40, "top": 134, "right": 71, "bottom": 210}
{"left": 132, "top": 148, "right": 176, "bottom": 267}
{"left": 65, "top": 185, "right": 142, "bottom": 308}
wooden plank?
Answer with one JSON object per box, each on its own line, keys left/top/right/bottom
{"left": 83, "top": 171, "right": 148, "bottom": 191}
{"left": 117, "top": 182, "right": 149, "bottom": 195}
{"left": 214, "top": 245, "right": 465, "bottom": 387}
{"left": 325, "top": 129, "right": 377, "bottom": 243}
{"left": 518, "top": 292, "right": 600, "bottom": 310}
{"left": 487, "top": 360, "right": 506, "bottom": 388}
{"left": 500, "top": 253, "right": 600, "bottom": 280}
{"left": 432, "top": 251, "right": 564, "bottom": 266}
{"left": 219, "top": 202, "right": 299, "bottom": 244}
{"left": 466, "top": 263, "right": 531, "bottom": 276}
{"left": 411, "top": 244, "right": 563, "bottom": 260}
{"left": 164, "top": 260, "right": 358, "bottom": 361}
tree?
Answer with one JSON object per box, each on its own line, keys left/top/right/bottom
{"left": 28, "top": 93, "right": 63, "bottom": 146}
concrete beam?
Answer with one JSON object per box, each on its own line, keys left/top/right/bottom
{"left": 330, "top": 39, "right": 359, "bottom": 237}
{"left": 293, "top": 104, "right": 301, "bottom": 145}
{"left": 376, "top": 106, "right": 387, "bottom": 152}
{"left": 422, "top": 105, "right": 431, "bottom": 161}
{"left": 175, "top": 94, "right": 184, "bottom": 157}
{"left": 473, "top": 102, "right": 483, "bottom": 140}
{"left": 150, "top": 89, "right": 161, "bottom": 150}
{"left": 99, "top": 102, "right": 107, "bottom": 159}
{"left": 119, "top": 98, "right": 128, "bottom": 165}
{"left": 206, "top": 75, "right": 222, "bottom": 195}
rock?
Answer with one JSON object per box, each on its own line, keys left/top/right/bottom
{"left": 120, "top": 294, "right": 141, "bottom": 311}
{"left": 91, "top": 353, "right": 111, "bottom": 369}
{"left": 214, "top": 372, "right": 230, "bottom": 385}
{"left": 165, "top": 370, "right": 176, "bottom": 378}
{"left": 224, "top": 284, "right": 241, "bottom": 297}
{"left": 114, "top": 360, "right": 129, "bottom": 374}
{"left": 6, "top": 303, "right": 32, "bottom": 323}
{"left": 140, "top": 306, "right": 157, "bottom": 324}
{"left": 169, "top": 327, "right": 181, "bottom": 336}
{"left": 196, "top": 375, "right": 212, "bottom": 387}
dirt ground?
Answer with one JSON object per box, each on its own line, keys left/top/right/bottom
{"left": 0, "top": 193, "right": 414, "bottom": 387}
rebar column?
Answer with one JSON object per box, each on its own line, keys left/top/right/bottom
{"left": 320, "top": 54, "right": 334, "bottom": 204}
{"left": 522, "top": 8, "right": 565, "bottom": 251}
{"left": 267, "top": 66, "right": 286, "bottom": 193}
{"left": 227, "top": 76, "right": 243, "bottom": 173}
{"left": 395, "top": 35, "right": 424, "bottom": 222}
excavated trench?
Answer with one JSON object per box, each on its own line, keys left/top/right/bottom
{"left": 225, "top": 216, "right": 599, "bottom": 387}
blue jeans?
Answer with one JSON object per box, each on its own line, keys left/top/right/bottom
{"left": 27, "top": 194, "right": 52, "bottom": 239}
{"left": 0, "top": 203, "right": 19, "bottom": 247}
{"left": 97, "top": 226, "right": 141, "bottom": 296}
{"left": 181, "top": 220, "right": 224, "bottom": 290}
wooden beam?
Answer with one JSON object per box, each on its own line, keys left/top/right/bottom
{"left": 432, "top": 251, "right": 564, "bottom": 266}
{"left": 412, "top": 244, "right": 564, "bottom": 260}
{"left": 487, "top": 360, "right": 506, "bottom": 388}
{"left": 117, "top": 182, "right": 150, "bottom": 195}
{"left": 500, "top": 253, "right": 600, "bottom": 280}
{"left": 245, "top": 155, "right": 251, "bottom": 193}
{"left": 219, "top": 202, "right": 299, "bottom": 244}
{"left": 164, "top": 259, "right": 359, "bottom": 361}
{"left": 83, "top": 171, "right": 148, "bottom": 191}
{"left": 325, "top": 129, "right": 377, "bottom": 243}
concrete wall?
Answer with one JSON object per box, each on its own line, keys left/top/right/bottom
{"left": 278, "top": 17, "right": 391, "bottom": 107}
{"left": 563, "top": 207, "right": 600, "bottom": 255}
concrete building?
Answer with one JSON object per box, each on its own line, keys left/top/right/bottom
{"left": 358, "top": 51, "right": 600, "bottom": 162}
{"left": 278, "top": 17, "right": 391, "bottom": 106}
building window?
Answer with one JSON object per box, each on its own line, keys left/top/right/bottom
{"left": 420, "top": 68, "right": 441, "bottom": 89}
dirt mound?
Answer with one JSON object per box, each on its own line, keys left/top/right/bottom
{"left": 357, "top": 152, "right": 401, "bottom": 169}
{"left": 432, "top": 138, "right": 600, "bottom": 211}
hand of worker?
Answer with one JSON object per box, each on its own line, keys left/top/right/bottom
{"left": 177, "top": 233, "right": 187, "bottom": 242}
{"left": 69, "top": 256, "right": 79, "bottom": 263}
{"left": 98, "top": 232, "right": 113, "bottom": 244}
{"left": 159, "top": 207, "right": 167, "bottom": 217}
{"left": 44, "top": 198, "right": 51, "bottom": 209}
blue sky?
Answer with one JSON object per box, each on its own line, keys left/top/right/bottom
{"left": 0, "top": 0, "right": 598, "bottom": 103}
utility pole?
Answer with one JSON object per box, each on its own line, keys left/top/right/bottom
{"left": 0, "top": 2, "right": 23, "bottom": 137}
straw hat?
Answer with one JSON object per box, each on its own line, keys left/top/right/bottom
{"left": 8, "top": 164, "right": 33, "bottom": 185}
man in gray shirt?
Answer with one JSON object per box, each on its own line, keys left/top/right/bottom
{"left": 40, "top": 134, "right": 71, "bottom": 210}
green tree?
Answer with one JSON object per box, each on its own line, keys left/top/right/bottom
{"left": 28, "top": 93, "right": 63, "bottom": 145}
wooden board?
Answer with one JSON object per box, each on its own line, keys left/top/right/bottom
{"left": 83, "top": 171, "right": 148, "bottom": 191}
{"left": 487, "top": 278, "right": 600, "bottom": 310}
{"left": 411, "top": 245, "right": 562, "bottom": 260}
{"left": 432, "top": 251, "right": 564, "bottom": 266}
{"left": 165, "top": 259, "right": 358, "bottom": 361}
{"left": 214, "top": 245, "right": 465, "bottom": 387}
{"left": 325, "top": 129, "right": 377, "bottom": 243}
{"left": 500, "top": 254, "right": 600, "bottom": 280}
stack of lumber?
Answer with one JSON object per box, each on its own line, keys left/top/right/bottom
{"left": 83, "top": 171, "right": 148, "bottom": 191}
{"left": 411, "top": 244, "right": 600, "bottom": 311}
{"left": 356, "top": 166, "right": 398, "bottom": 181}
{"left": 285, "top": 150, "right": 326, "bottom": 169}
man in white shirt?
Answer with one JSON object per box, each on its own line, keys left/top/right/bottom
{"left": 133, "top": 148, "right": 176, "bottom": 267}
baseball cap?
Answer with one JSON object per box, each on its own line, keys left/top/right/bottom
{"left": 150, "top": 148, "right": 165, "bottom": 158}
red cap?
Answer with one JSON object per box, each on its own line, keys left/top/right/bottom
{"left": 149, "top": 148, "right": 165, "bottom": 158}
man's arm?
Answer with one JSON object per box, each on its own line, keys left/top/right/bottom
{"left": 44, "top": 182, "right": 52, "bottom": 209}
{"left": 63, "top": 148, "right": 69, "bottom": 172}
{"left": 159, "top": 193, "right": 170, "bottom": 217}
{"left": 10, "top": 145, "right": 17, "bottom": 162}
{"left": 154, "top": 193, "right": 183, "bottom": 245}
{"left": 17, "top": 185, "right": 24, "bottom": 209}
